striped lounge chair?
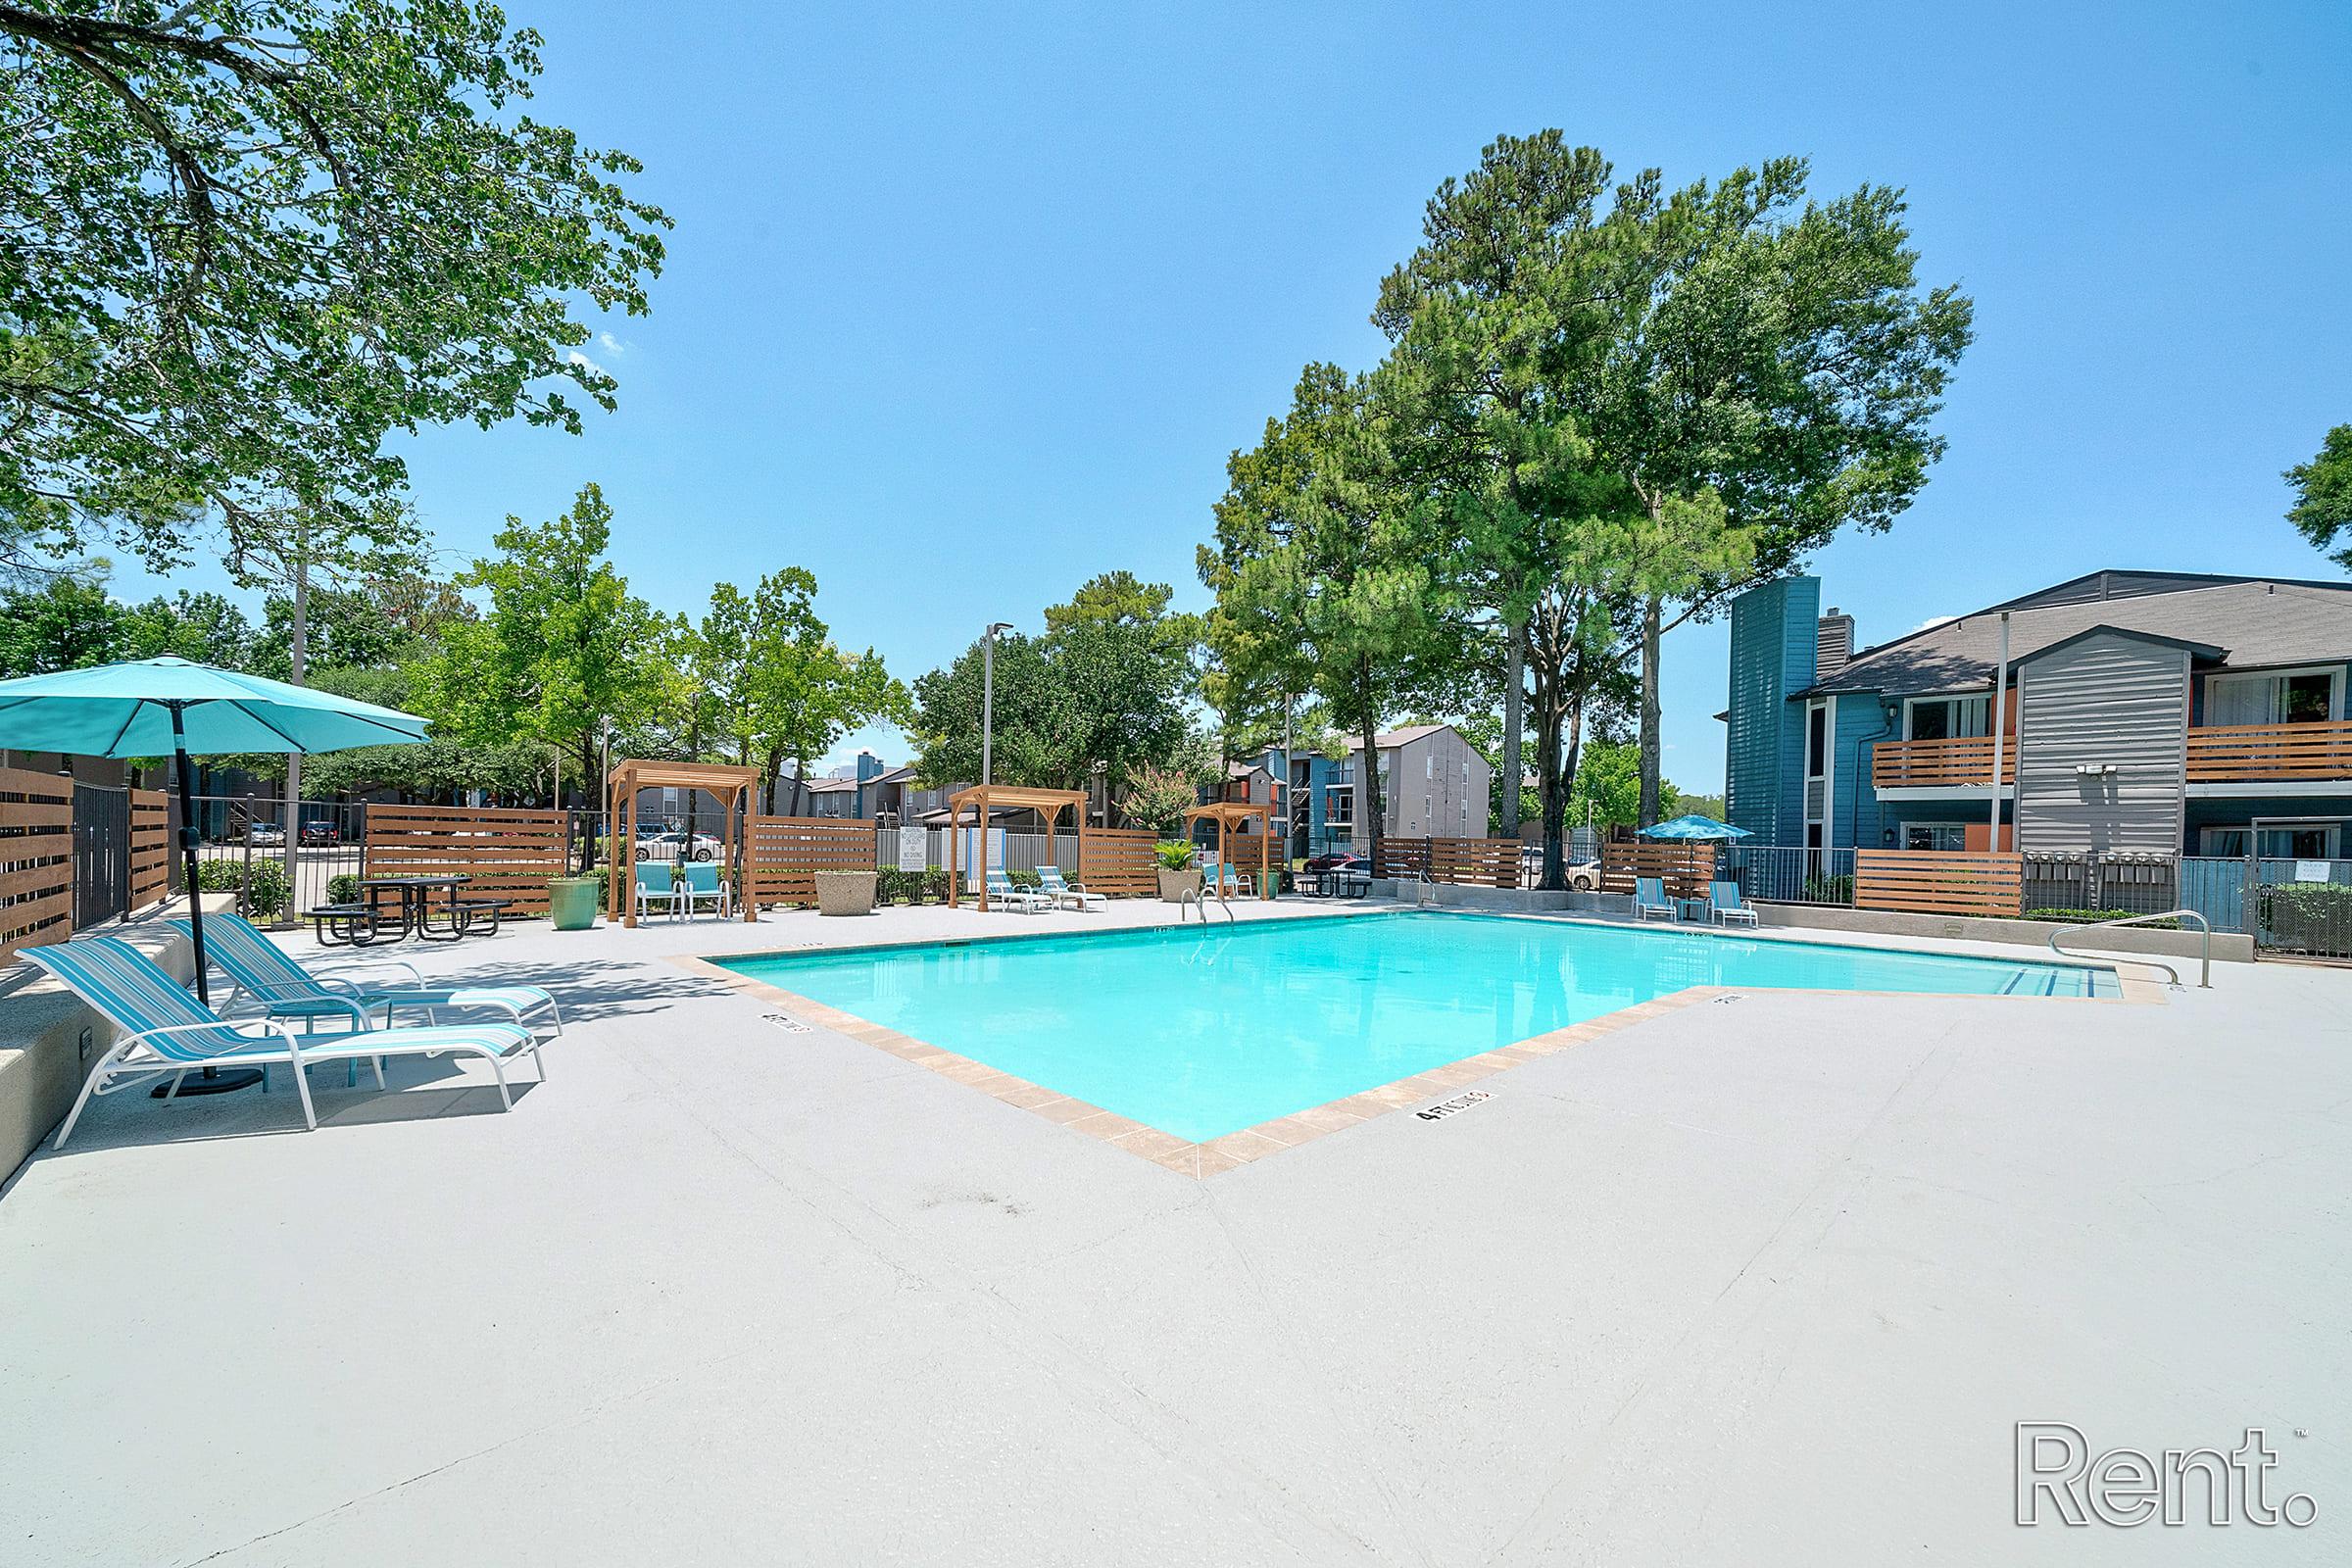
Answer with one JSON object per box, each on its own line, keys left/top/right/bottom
{"left": 1034, "top": 865, "right": 1104, "bottom": 911}
{"left": 24, "top": 936, "right": 540, "bottom": 1149}
{"left": 171, "top": 912, "right": 562, "bottom": 1042}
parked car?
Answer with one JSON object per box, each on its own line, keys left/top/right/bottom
{"left": 1303, "top": 851, "right": 1365, "bottom": 873}
{"left": 1518, "top": 847, "right": 1603, "bottom": 890}
{"left": 635, "top": 830, "right": 722, "bottom": 862}
{"left": 299, "top": 819, "right": 340, "bottom": 846}
{"left": 244, "top": 822, "right": 285, "bottom": 848}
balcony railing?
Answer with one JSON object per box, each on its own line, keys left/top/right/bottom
{"left": 2186, "top": 719, "right": 2352, "bottom": 782}
{"left": 1871, "top": 735, "right": 2016, "bottom": 791}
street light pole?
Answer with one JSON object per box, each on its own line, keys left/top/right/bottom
{"left": 981, "top": 621, "right": 1012, "bottom": 788}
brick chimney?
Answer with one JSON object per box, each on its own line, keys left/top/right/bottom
{"left": 1816, "top": 608, "right": 1855, "bottom": 677}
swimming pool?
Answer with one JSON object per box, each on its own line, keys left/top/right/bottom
{"left": 718, "top": 912, "right": 2117, "bottom": 1145}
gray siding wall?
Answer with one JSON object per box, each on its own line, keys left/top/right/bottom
{"left": 2014, "top": 633, "right": 2189, "bottom": 854}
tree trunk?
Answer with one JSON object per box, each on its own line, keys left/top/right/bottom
{"left": 1500, "top": 614, "right": 1525, "bottom": 842}
{"left": 1356, "top": 658, "right": 1382, "bottom": 873}
{"left": 1638, "top": 594, "right": 1663, "bottom": 827}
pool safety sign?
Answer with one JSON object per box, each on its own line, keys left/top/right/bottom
{"left": 1416, "top": 1090, "right": 1492, "bottom": 1121}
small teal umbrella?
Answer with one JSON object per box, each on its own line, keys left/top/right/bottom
{"left": 1639, "top": 813, "right": 1752, "bottom": 842}
{"left": 0, "top": 659, "right": 429, "bottom": 1038}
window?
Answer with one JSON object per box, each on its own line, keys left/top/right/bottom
{"left": 1905, "top": 695, "right": 1990, "bottom": 741}
{"left": 2201, "top": 823, "right": 2342, "bottom": 858}
{"left": 1425, "top": 755, "right": 1434, "bottom": 780}
{"left": 1902, "top": 822, "right": 1968, "bottom": 852}
{"left": 2206, "top": 667, "right": 2343, "bottom": 726}
{"left": 1806, "top": 705, "right": 1828, "bottom": 777}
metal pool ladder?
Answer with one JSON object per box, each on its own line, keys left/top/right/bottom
{"left": 2048, "top": 908, "right": 2212, "bottom": 989}
{"left": 1179, "top": 882, "right": 1234, "bottom": 923}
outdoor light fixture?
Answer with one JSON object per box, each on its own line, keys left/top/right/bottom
{"left": 981, "top": 621, "right": 1015, "bottom": 788}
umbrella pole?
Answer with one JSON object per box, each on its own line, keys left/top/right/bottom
{"left": 156, "top": 702, "right": 263, "bottom": 1097}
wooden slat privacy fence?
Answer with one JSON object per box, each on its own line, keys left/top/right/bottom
{"left": 364, "top": 804, "right": 566, "bottom": 915}
{"left": 1853, "top": 850, "right": 2024, "bottom": 918}
{"left": 128, "top": 788, "right": 170, "bottom": 913}
{"left": 1598, "top": 841, "right": 1716, "bottom": 899}
{"left": 1371, "top": 838, "right": 1431, "bottom": 880}
{"left": 746, "top": 815, "right": 876, "bottom": 908}
{"left": 1078, "top": 827, "right": 1156, "bottom": 897}
{"left": 1370, "top": 836, "right": 1527, "bottom": 887}
{"left": 1429, "top": 837, "right": 1520, "bottom": 888}
{"left": 0, "top": 766, "right": 74, "bottom": 962}
{"left": 2184, "top": 719, "right": 2352, "bottom": 782}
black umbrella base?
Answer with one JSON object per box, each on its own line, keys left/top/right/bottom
{"left": 152, "top": 1068, "right": 266, "bottom": 1098}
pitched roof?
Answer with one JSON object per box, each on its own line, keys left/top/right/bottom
{"left": 1353, "top": 722, "right": 1449, "bottom": 751}
{"left": 1804, "top": 577, "right": 2352, "bottom": 697}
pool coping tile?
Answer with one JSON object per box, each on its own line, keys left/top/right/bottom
{"left": 667, "top": 924, "right": 2162, "bottom": 1181}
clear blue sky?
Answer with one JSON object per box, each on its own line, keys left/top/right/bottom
{"left": 113, "top": 0, "right": 2352, "bottom": 787}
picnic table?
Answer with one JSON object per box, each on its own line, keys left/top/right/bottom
{"left": 307, "top": 874, "right": 512, "bottom": 946}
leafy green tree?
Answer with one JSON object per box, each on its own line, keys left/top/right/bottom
{"left": 2285, "top": 424, "right": 2352, "bottom": 569}
{"left": 1115, "top": 762, "right": 1200, "bottom": 836}
{"left": 119, "top": 589, "right": 255, "bottom": 666}
{"left": 909, "top": 574, "right": 1197, "bottom": 817}
{"left": 420, "top": 483, "right": 667, "bottom": 795}
{"left": 1375, "top": 134, "right": 1641, "bottom": 845}
{"left": 0, "top": 571, "right": 123, "bottom": 675}
{"left": 1575, "top": 155, "right": 1973, "bottom": 823}
{"left": 0, "top": 2, "right": 667, "bottom": 579}
{"left": 695, "top": 569, "right": 910, "bottom": 814}
{"left": 1200, "top": 365, "right": 1445, "bottom": 865}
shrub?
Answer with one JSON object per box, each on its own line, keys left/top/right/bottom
{"left": 1153, "top": 840, "right": 1198, "bottom": 871}
{"left": 1800, "top": 873, "right": 1852, "bottom": 904}
{"left": 923, "top": 868, "right": 952, "bottom": 903}
{"left": 875, "top": 867, "right": 929, "bottom": 905}
{"left": 239, "top": 859, "right": 292, "bottom": 920}
{"left": 1005, "top": 867, "right": 1042, "bottom": 890}
{"left": 2257, "top": 880, "right": 2352, "bottom": 949}
{"left": 2024, "top": 907, "right": 2177, "bottom": 929}
{"left": 326, "top": 872, "right": 362, "bottom": 905}
{"left": 194, "top": 858, "right": 246, "bottom": 893}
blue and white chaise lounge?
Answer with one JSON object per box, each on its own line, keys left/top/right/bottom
{"left": 170, "top": 911, "right": 562, "bottom": 1045}
{"left": 1034, "top": 865, "right": 1104, "bottom": 911}
{"left": 982, "top": 870, "right": 1051, "bottom": 913}
{"left": 25, "top": 936, "right": 540, "bottom": 1149}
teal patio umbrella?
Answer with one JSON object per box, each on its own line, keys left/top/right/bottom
{"left": 1638, "top": 813, "right": 1752, "bottom": 841}
{"left": 0, "top": 660, "right": 429, "bottom": 1088}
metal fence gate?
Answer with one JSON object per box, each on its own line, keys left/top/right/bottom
{"left": 71, "top": 783, "right": 128, "bottom": 927}
{"left": 2180, "top": 855, "right": 2351, "bottom": 960}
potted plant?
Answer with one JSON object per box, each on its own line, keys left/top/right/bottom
{"left": 1154, "top": 840, "right": 1200, "bottom": 903}
{"left": 547, "top": 869, "right": 602, "bottom": 931}
{"left": 815, "top": 868, "right": 878, "bottom": 915}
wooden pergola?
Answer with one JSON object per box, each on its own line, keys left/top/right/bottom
{"left": 944, "top": 784, "right": 1090, "bottom": 911}
{"left": 606, "top": 759, "right": 764, "bottom": 927}
{"left": 1183, "top": 802, "right": 1274, "bottom": 898}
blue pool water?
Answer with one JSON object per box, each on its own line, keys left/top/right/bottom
{"left": 720, "top": 912, "right": 2116, "bottom": 1143}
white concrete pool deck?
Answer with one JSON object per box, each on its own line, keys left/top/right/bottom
{"left": 2, "top": 897, "right": 2346, "bottom": 1565}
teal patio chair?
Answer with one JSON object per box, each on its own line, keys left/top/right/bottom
{"left": 676, "top": 860, "right": 730, "bottom": 920}
{"left": 1633, "top": 876, "right": 1678, "bottom": 922}
{"left": 25, "top": 937, "right": 539, "bottom": 1148}
{"left": 1709, "top": 880, "right": 1759, "bottom": 927}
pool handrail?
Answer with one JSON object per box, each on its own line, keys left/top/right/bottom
{"left": 2047, "top": 908, "right": 2211, "bottom": 990}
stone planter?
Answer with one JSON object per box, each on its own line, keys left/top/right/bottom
{"left": 815, "top": 869, "right": 878, "bottom": 916}
{"left": 546, "top": 875, "right": 601, "bottom": 931}
{"left": 1157, "top": 868, "right": 1201, "bottom": 903}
